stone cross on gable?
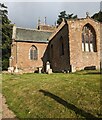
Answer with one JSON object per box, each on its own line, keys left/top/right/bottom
{"left": 86, "top": 12, "right": 89, "bottom": 17}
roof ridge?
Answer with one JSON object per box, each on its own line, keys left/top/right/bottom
{"left": 16, "top": 27, "right": 54, "bottom": 33}
{"left": 16, "top": 27, "right": 36, "bottom": 31}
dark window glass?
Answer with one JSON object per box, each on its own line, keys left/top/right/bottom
{"left": 60, "top": 36, "right": 64, "bottom": 56}
{"left": 51, "top": 44, "right": 53, "bottom": 58}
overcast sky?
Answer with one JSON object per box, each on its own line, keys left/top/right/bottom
{"left": 4, "top": 2, "right": 101, "bottom": 29}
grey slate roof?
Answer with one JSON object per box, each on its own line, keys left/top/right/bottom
{"left": 15, "top": 27, "right": 53, "bottom": 43}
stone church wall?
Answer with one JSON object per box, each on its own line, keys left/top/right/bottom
{"left": 68, "top": 18, "right": 100, "bottom": 71}
{"left": 11, "top": 41, "right": 48, "bottom": 72}
{"left": 49, "top": 23, "right": 70, "bottom": 72}
{"left": 10, "top": 18, "right": 101, "bottom": 73}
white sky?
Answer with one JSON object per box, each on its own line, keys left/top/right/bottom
{"left": 1, "top": 0, "right": 101, "bottom": 28}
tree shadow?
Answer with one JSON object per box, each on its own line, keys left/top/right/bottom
{"left": 39, "top": 89, "right": 98, "bottom": 119}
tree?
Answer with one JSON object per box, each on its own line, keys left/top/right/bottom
{"left": 91, "top": 11, "right": 102, "bottom": 22}
{"left": 0, "top": 3, "right": 12, "bottom": 70}
{"left": 57, "top": 11, "right": 77, "bottom": 25}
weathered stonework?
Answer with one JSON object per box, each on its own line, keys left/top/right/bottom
{"left": 11, "top": 41, "right": 48, "bottom": 72}
{"left": 48, "top": 22, "right": 70, "bottom": 72}
{"left": 67, "top": 17, "right": 100, "bottom": 71}
{"left": 49, "top": 17, "right": 101, "bottom": 72}
{"left": 10, "top": 17, "right": 101, "bottom": 73}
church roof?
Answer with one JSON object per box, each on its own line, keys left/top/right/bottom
{"left": 15, "top": 27, "right": 53, "bottom": 43}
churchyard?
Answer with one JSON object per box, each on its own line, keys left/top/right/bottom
{"left": 2, "top": 70, "right": 102, "bottom": 119}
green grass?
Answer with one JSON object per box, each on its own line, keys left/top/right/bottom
{"left": 2, "top": 70, "right": 101, "bottom": 119}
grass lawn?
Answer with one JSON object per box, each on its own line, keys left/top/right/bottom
{"left": 2, "top": 70, "right": 101, "bottom": 119}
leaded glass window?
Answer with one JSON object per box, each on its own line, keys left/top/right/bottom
{"left": 82, "top": 23, "right": 97, "bottom": 52}
{"left": 30, "top": 45, "right": 38, "bottom": 60}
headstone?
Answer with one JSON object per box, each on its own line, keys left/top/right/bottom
{"left": 46, "top": 61, "right": 50, "bottom": 73}
{"left": 9, "top": 56, "right": 13, "bottom": 67}
{"left": 14, "top": 64, "right": 19, "bottom": 73}
{"left": 8, "top": 67, "right": 14, "bottom": 73}
{"left": 38, "top": 67, "right": 42, "bottom": 73}
{"left": 71, "top": 65, "right": 76, "bottom": 72}
{"left": 48, "top": 69, "right": 52, "bottom": 74}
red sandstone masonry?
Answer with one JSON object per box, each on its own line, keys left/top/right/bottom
{"left": 68, "top": 17, "right": 100, "bottom": 70}
{"left": 11, "top": 41, "right": 48, "bottom": 72}
{"left": 49, "top": 23, "right": 70, "bottom": 72}
{"left": 10, "top": 17, "right": 101, "bottom": 72}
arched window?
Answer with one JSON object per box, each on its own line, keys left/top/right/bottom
{"left": 30, "top": 45, "right": 38, "bottom": 60}
{"left": 51, "top": 44, "right": 53, "bottom": 58}
{"left": 59, "top": 36, "right": 64, "bottom": 56}
{"left": 82, "top": 23, "right": 97, "bottom": 52}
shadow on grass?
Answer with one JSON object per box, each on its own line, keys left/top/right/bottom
{"left": 39, "top": 89, "right": 98, "bottom": 119}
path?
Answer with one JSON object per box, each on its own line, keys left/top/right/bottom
{"left": 0, "top": 93, "right": 18, "bottom": 119}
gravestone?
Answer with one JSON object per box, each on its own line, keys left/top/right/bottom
{"left": 70, "top": 65, "right": 76, "bottom": 72}
{"left": 38, "top": 67, "right": 42, "bottom": 73}
{"left": 48, "top": 69, "right": 52, "bottom": 74}
{"left": 8, "top": 56, "right": 14, "bottom": 73}
{"left": 9, "top": 56, "right": 12, "bottom": 67}
{"left": 8, "top": 67, "right": 14, "bottom": 73}
{"left": 14, "top": 64, "right": 19, "bottom": 73}
{"left": 46, "top": 61, "right": 50, "bottom": 73}
{"left": 46, "top": 61, "right": 52, "bottom": 74}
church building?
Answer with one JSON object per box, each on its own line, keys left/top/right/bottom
{"left": 9, "top": 15, "right": 101, "bottom": 73}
